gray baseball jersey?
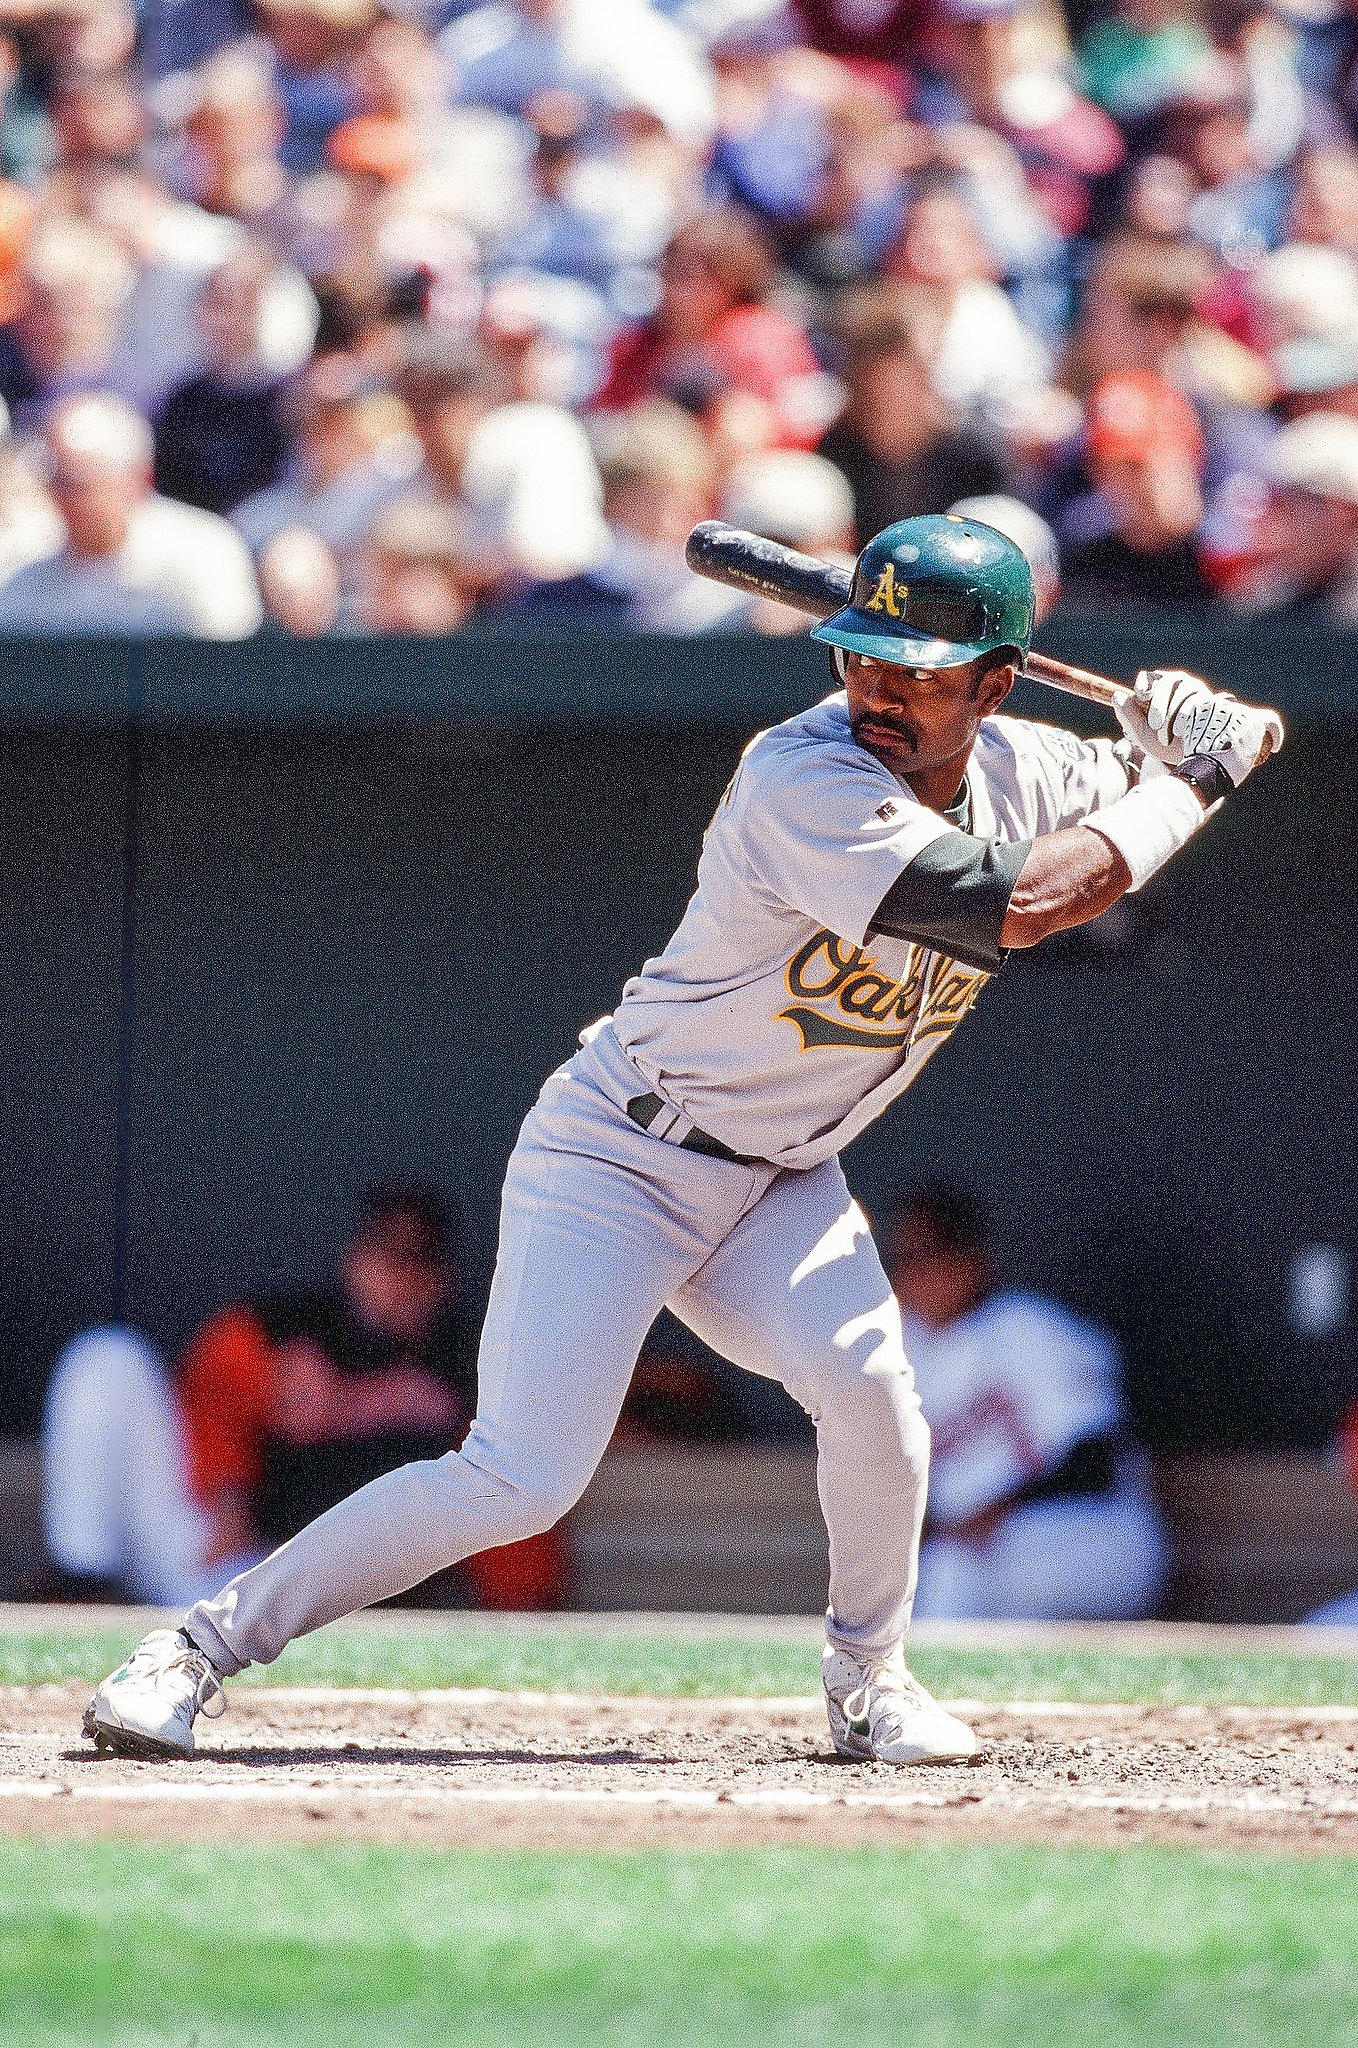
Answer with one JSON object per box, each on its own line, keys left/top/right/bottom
{"left": 613, "top": 693, "right": 1132, "bottom": 1168}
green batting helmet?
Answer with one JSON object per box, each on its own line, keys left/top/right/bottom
{"left": 811, "top": 513, "right": 1035, "bottom": 670}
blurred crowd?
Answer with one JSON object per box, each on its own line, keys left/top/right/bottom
{"left": 4, "top": 0, "right": 1358, "bottom": 636}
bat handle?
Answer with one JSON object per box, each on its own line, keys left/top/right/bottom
{"left": 1022, "top": 650, "right": 1124, "bottom": 711}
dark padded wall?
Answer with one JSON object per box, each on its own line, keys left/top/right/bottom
{"left": 2, "top": 626, "right": 1354, "bottom": 1447}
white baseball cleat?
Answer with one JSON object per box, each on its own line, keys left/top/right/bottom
{"left": 823, "top": 1645, "right": 979, "bottom": 1765}
{"left": 82, "top": 1627, "right": 228, "bottom": 1759}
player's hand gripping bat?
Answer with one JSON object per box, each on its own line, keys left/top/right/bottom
{"left": 684, "top": 520, "right": 1282, "bottom": 761}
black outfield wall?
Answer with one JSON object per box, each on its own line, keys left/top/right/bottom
{"left": 1, "top": 618, "right": 1353, "bottom": 1447}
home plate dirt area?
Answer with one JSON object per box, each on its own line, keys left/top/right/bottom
{"left": 2, "top": 1686, "right": 1357, "bottom": 1853}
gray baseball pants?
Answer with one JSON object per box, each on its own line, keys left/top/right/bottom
{"left": 185, "top": 1027, "right": 930, "bottom": 1676}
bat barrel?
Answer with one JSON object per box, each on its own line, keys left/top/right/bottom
{"left": 685, "top": 521, "right": 851, "bottom": 620}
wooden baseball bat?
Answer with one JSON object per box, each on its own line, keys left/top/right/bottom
{"left": 684, "top": 522, "right": 1277, "bottom": 752}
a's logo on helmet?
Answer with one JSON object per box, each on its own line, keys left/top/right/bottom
{"left": 864, "top": 562, "right": 905, "bottom": 618}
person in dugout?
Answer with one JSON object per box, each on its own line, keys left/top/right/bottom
{"left": 39, "top": 1180, "right": 564, "bottom": 1611}
{"left": 881, "top": 1181, "right": 1168, "bottom": 1621}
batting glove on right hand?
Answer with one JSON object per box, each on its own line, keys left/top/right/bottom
{"left": 1115, "top": 670, "right": 1285, "bottom": 788}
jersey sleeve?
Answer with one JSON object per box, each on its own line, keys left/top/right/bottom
{"left": 732, "top": 741, "right": 955, "bottom": 946}
{"left": 867, "top": 830, "right": 1031, "bottom": 971}
{"left": 1037, "top": 730, "right": 1136, "bottom": 827}
{"left": 980, "top": 717, "right": 1135, "bottom": 835}
{"left": 1055, "top": 737, "right": 1138, "bottom": 826}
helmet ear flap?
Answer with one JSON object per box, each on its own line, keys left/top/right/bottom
{"left": 829, "top": 644, "right": 848, "bottom": 684}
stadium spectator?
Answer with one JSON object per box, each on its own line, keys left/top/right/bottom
{"left": 1079, "top": 0, "right": 1214, "bottom": 126}
{"left": 233, "top": 352, "right": 421, "bottom": 576}
{"left": 593, "top": 209, "right": 830, "bottom": 450}
{"left": 46, "top": 63, "right": 149, "bottom": 178}
{"left": 0, "top": 400, "right": 62, "bottom": 580}
{"left": 256, "top": 522, "right": 342, "bottom": 635}
{"left": 757, "top": 55, "right": 914, "bottom": 293}
{"left": 1230, "top": 411, "right": 1358, "bottom": 625}
{"left": 0, "top": 392, "right": 262, "bottom": 635}
{"left": 478, "top": 269, "right": 603, "bottom": 411}
{"left": 353, "top": 497, "right": 477, "bottom": 633}
{"left": 254, "top": 0, "right": 370, "bottom": 176}
{"left": 1064, "top": 231, "right": 1208, "bottom": 393}
{"left": 882, "top": 170, "right": 1052, "bottom": 424}
{"left": 171, "top": 43, "right": 294, "bottom": 231}
{"left": 818, "top": 283, "right": 1009, "bottom": 543}
{"left": 64, "top": 158, "right": 320, "bottom": 419}
{"left": 1246, "top": 240, "right": 1358, "bottom": 365}
{"left": 882, "top": 1181, "right": 1168, "bottom": 1622}
{"left": 1288, "top": 140, "right": 1358, "bottom": 266}
{"left": 913, "top": 0, "right": 1125, "bottom": 242}
{"left": 512, "top": 397, "right": 738, "bottom": 627}
{"left": 1061, "top": 231, "right": 1270, "bottom": 447}
{"left": 1060, "top": 368, "right": 1212, "bottom": 607}
{"left": 440, "top": 0, "right": 717, "bottom": 151}
{"left": 39, "top": 1181, "right": 566, "bottom": 1610}
{"left": 396, "top": 324, "right": 606, "bottom": 585}
{"left": 1150, "top": 50, "right": 1288, "bottom": 261}
{"left": 297, "top": 108, "right": 482, "bottom": 350}
{"left": 348, "top": 9, "right": 528, "bottom": 250}
{"left": 507, "top": 89, "right": 675, "bottom": 318}
{"left": 707, "top": 18, "right": 827, "bottom": 206}
{"left": 0, "top": 215, "right": 133, "bottom": 429}
{"left": 153, "top": 243, "right": 297, "bottom": 514}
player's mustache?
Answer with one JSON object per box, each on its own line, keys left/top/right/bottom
{"left": 852, "top": 713, "right": 917, "bottom": 746}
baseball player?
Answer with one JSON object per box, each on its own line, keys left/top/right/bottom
{"left": 83, "top": 514, "right": 1281, "bottom": 1766}
{"left": 884, "top": 1183, "right": 1167, "bottom": 1622}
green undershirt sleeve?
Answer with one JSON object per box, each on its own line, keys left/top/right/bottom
{"left": 867, "top": 832, "right": 1032, "bottom": 972}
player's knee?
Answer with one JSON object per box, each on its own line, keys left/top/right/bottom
{"left": 502, "top": 1473, "right": 583, "bottom": 1539}
{"left": 447, "top": 1434, "right": 591, "bottom": 1540}
{"left": 814, "top": 1352, "right": 929, "bottom": 1467}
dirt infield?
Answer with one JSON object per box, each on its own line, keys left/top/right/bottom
{"left": 2, "top": 1684, "right": 1356, "bottom": 1853}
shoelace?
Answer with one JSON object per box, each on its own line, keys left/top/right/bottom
{"left": 840, "top": 1662, "right": 930, "bottom": 1731}
{"left": 168, "top": 1645, "right": 228, "bottom": 1719}
{"left": 126, "top": 1634, "right": 227, "bottom": 1720}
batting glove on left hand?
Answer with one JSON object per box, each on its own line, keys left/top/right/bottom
{"left": 1112, "top": 669, "right": 1216, "bottom": 765}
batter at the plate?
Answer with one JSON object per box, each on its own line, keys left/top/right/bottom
{"left": 83, "top": 514, "right": 1282, "bottom": 1766}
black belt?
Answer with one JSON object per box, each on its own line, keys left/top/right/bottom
{"left": 625, "top": 1092, "right": 756, "bottom": 1164}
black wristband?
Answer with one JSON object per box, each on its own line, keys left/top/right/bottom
{"left": 1171, "top": 755, "right": 1234, "bottom": 807}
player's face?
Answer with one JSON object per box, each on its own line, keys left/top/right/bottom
{"left": 841, "top": 649, "right": 1013, "bottom": 779}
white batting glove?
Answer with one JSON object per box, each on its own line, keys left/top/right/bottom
{"left": 1115, "top": 670, "right": 1285, "bottom": 789}
{"left": 1112, "top": 669, "right": 1215, "bottom": 765}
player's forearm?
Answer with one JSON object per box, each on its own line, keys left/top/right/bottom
{"left": 1000, "top": 828, "right": 1132, "bottom": 947}
{"left": 1002, "top": 770, "right": 1216, "bottom": 947}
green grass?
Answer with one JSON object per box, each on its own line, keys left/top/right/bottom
{"left": 2, "top": 1613, "right": 1357, "bottom": 1706}
{"left": 2, "top": 1840, "right": 1356, "bottom": 2048}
